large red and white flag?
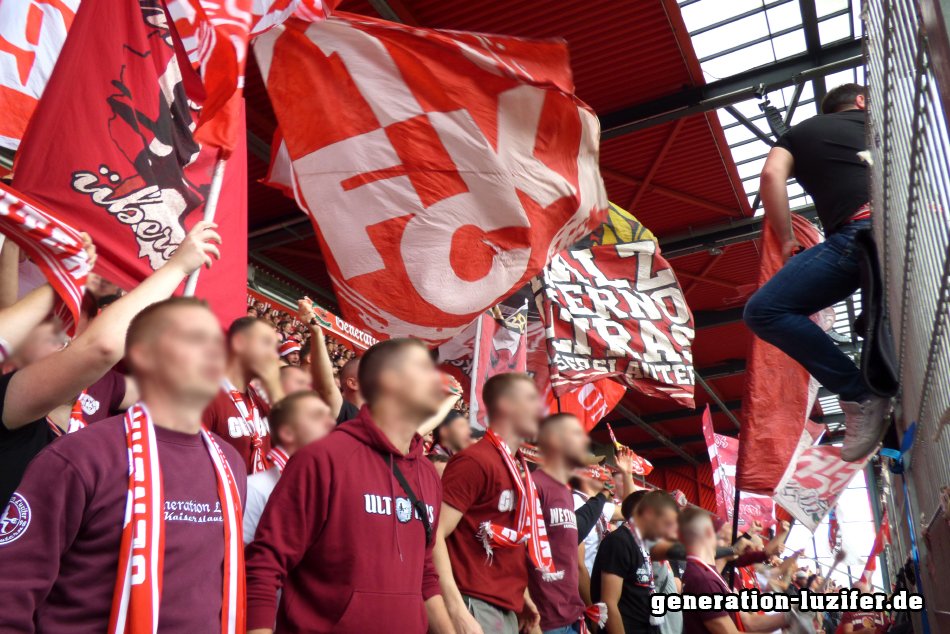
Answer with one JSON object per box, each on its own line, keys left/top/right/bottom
{"left": 0, "top": 0, "right": 79, "bottom": 152}
{"left": 772, "top": 443, "right": 869, "bottom": 532}
{"left": 534, "top": 203, "right": 695, "bottom": 406}
{"left": 737, "top": 214, "right": 836, "bottom": 495}
{"left": 468, "top": 303, "right": 529, "bottom": 430}
{"left": 11, "top": 0, "right": 247, "bottom": 326}
{"left": 254, "top": 14, "right": 609, "bottom": 346}
{"left": 0, "top": 183, "right": 90, "bottom": 335}
{"left": 701, "top": 405, "right": 775, "bottom": 529}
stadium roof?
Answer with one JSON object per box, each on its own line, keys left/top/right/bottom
{"left": 244, "top": 0, "right": 867, "bottom": 473}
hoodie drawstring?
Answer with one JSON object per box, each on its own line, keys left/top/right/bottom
{"left": 389, "top": 456, "right": 403, "bottom": 562}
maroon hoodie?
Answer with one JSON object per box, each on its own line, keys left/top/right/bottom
{"left": 245, "top": 406, "right": 442, "bottom": 633}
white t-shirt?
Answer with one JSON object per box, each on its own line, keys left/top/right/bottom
{"left": 573, "top": 491, "right": 615, "bottom": 575}
{"left": 243, "top": 466, "right": 281, "bottom": 545}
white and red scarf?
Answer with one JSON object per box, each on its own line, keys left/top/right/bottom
{"left": 223, "top": 379, "right": 268, "bottom": 473}
{"left": 107, "top": 403, "right": 245, "bottom": 634}
{"left": 67, "top": 391, "right": 88, "bottom": 434}
{"left": 581, "top": 604, "right": 608, "bottom": 633}
{"left": 429, "top": 443, "right": 453, "bottom": 457}
{"left": 267, "top": 446, "right": 290, "bottom": 473}
{"left": 477, "top": 429, "right": 563, "bottom": 582}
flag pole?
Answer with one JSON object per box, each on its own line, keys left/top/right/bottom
{"left": 183, "top": 155, "right": 228, "bottom": 297}
{"left": 728, "top": 486, "right": 741, "bottom": 587}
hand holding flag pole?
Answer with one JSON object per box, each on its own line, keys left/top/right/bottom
{"left": 183, "top": 155, "right": 227, "bottom": 296}
{"left": 606, "top": 422, "right": 653, "bottom": 476}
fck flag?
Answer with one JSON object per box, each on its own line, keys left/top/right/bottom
{"left": 701, "top": 405, "right": 774, "bottom": 530}
{"left": 11, "top": 0, "right": 247, "bottom": 327}
{"left": 533, "top": 203, "right": 695, "bottom": 406}
{"left": 254, "top": 14, "right": 609, "bottom": 346}
{"left": 469, "top": 303, "right": 529, "bottom": 430}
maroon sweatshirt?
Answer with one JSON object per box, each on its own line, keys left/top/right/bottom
{"left": 245, "top": 408, "right": 442, "bottom": 633}
{"left": 0, "top": 415, "right": 247, "bottom": 633}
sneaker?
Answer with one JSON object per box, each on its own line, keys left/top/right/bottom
{"left": 785, "top": 607, "right": 816, "bottom": 634}
{"left": 840, "top": 395, "right": 891, "bottom": 462}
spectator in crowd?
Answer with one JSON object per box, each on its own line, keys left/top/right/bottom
{"left": 744, "top": 83, "right": 886, "bottom": 462}
{"left": 435, "top": 372, "right": 543, "bottom": 634}
{"left": 645, "top": 499, "right": 684, "bottom": 634}
{"left": 245, "top": 338, "right": 452, "bottom": 634}
{"left": 243, "top": 390, "right": 335, "bottom": 545}
{"left": 427, "top": 452, "right": 450, "bottom": 477}
{"left": 591, "top": 490, "right": 679, "bottom": 634}
{"left": 280, "top": 363, "right": 313, "bottom": 395}
{"left": 840, "top": 581, "right": 890, "bottom": 634}
{"left": 531, "top": 413, "right": 619, "bottom": 634}
{"left": 429, "top": 409, "right": 472, "bottom": 456}
{"left": 202, "top": 316, "right": 284, "bottom": 475}
{"left": 679, "top": 507, "right": 813, "bottom": 634}
{"left": 299, "top": 340, "right": 312, "bottom": 373}
{"left": 0, "top": 222, "right": 219, "bottom": 506}
{"left": 248, "top": 306, "right": 259, "bottom": 318}
{"left": 0, "top": 295, "right": 247, "bottom": 633}
{"left": 279, "top": 339, "right": 301, "bottom": 366}
{"left": 297, "top": 298, "right": 365, "bottom": 424}
{"left": 612, "top": 469, "right": 628, "bottom": 506}
{"left": 278, "top": 320, "right": 295, "bottom": 339}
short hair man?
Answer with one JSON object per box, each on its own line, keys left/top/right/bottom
{"left": 840, "top": 581, "right": 890, "bottom": 634}
{"left": 0, "top": 297, "right": 247, "bottom": 632}
{"left": 0, "top": 222, "right": 218, "bottom": 506}
{"left": 679, "top": 507, "right": 813, "bottom": 634}
{"left": 242, "top": 391, "right": 335, "bottom": 544}
{"left": 744, "top": 83, "right": 887, "bottom": 462}
{"left": 245, "top": 338, "right": 453, "bottom": 634}
{"left": 435, "top": 372, "right": 546, "bottom": 634}
{"left": 592, "top": 490, "right": 680, "bottom": 634}
{"left": 296, "top": 299, "right": 364, "bottom": 424}
{"left": 280, "top": 363, "right": 312, "bottom": 395}
{"left": 430, "top": 409, "right": 472, "bottom": 456}
{"left": 202, "top": 316, "right": 284, "bottom": 474}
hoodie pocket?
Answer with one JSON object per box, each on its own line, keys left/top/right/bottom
{"left": 333, "top": 590, "right": 425, "bottom": 633}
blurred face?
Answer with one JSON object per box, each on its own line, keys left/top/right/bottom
{"left": 281, "top": 366, "right": 312, "bottom": 395}
{"left": 131, "top": 306, "right": 225, "bottom": 404}
{"left": 642, "top": 507, "right": 679, "bottom": 542}
{"left": 495, "top": 379, "right": 543, "bottom": 439}
{"left": 279, "top": 394, "right": 335, "bottom": 451}
{"left": 444, "top": 415, "right": 473, "bottom": 452}
{"left": 281, "top": 322, "right": 294, "bottom": 335}
{"left": 234, "top": 321, "right": 280, "bottom": 372}
{"left": 11, "top": 322, "right": 65, "bottom": 368}
{"left": 284, "top": 351, "right": 300, "bottom": 366}
{"left": 381, "top": 345, "right": 443, "bottom": 420}
{"left": 612, "top": 472, "right": 625, "bottom": 499}
{"left": 247, "top": 307, "right": 258, "bottom": 317}
{"left": 555, "top": 415, "right": 590, "bottom": 466}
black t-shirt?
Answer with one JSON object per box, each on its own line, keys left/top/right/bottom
{"left": 336, "top": 398, "right": 360, "bottom": 424}
{"left": 774, "top": 109, "right": 868, "bottom": 234}
{"left": 591, "top": 525, "right": 653, "bottom": 633}
{"left": 0, "top": 371, "right": 58, "bottom": 507}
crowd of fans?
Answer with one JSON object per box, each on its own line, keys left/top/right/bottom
{"left": 0, "top": 223, "right": 915, "bottom": 634}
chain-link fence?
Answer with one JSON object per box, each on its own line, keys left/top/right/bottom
{"left": 865, "top": 0, "right": 950, "bottom": 628}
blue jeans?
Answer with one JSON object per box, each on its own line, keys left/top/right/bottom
{"left": 543, "top": 625, "right": 581, "bottom": 634}
{"left": 744, "top": 219, "right": 870, "bottom": 402}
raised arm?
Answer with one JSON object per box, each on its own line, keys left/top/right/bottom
{"left": 418, "top": 394, "right": 461, "bottom": 437}
{"left": 760, "top": 146, "right": 798, "bottom": 263}
{"left": 297, "top": 298, "right": 343, "bottom": 418}
{"left": 1, "top": 222, "right": 220, "bottom": 428}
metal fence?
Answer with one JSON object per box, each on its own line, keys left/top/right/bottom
{"left": 865, "top": 0, "right": 950, "bottom": 629}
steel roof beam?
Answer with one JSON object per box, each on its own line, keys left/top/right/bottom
{"left": 599, "top": 38, "right": 864, "bottom": 139}
{"left": 614, "top": 404, "right": 700, "bottom": 465}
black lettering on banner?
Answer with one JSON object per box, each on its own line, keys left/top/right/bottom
{"left": 650, "top": 591, "right": 924, "bottom": 617}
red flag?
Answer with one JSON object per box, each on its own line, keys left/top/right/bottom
{"left": 605, "top": 422, "right": 652, "bottom": 475}
{"left": 469, "top": 304, "right": 528, "bottom": 430}
{"left": 0, "top": 0, "right": 79, "bottom": 152}
{"left": 702, "top": 405, "right": 775, "bottom": 529}
{"left": 772, "top": 443, "right": 869, "bottom": 531}
{"left": 534, "top": 203, "right": 695, "bottom": 406}
{"left": 0, "top": 183, "right": 90, "bottom": 335}
{"left": 11, "top": 0, "right": 246, "bottom": 327}
{"left": 859, "top": 512, "right": 890, "bottom": 585}
{"left": 737, "top": 214, "right": 836, "bottom": 495}
{"left": 253, "top": 14, "right": 609, "bottom": 346}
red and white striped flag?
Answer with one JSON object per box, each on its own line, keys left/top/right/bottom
{"left": 0, "top": 183, "right": 90, "bottom": 335}
{"left": 859, "top": 512, "right": 890, "bottom": 585}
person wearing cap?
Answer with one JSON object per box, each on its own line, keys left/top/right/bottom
{"left": 279, "top": 339, "right": 302, "bottom": 366}
{"left": 429, "top": 410, "right": 472, "bottom": 457}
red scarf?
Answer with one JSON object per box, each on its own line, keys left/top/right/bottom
{"left": 478, "top": 429, "right": 563, "bottom": 581}
{"left": 107, "top": 403, "right": 245, "bottom": 634}
{"left": 67, "top": 391, "right": 88, "bottom": 434}
{"left": 267, "top": 446, "right": 290, "bottom": 473}
{"left": 223, "top": 380, "right": 267, "bottom": 473}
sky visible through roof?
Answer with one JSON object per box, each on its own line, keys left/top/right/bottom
{"left": 675, "top": 0, "right": 883, "bottom": 589}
